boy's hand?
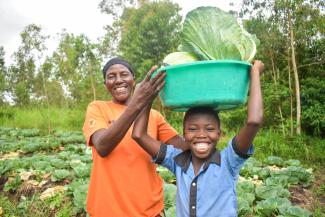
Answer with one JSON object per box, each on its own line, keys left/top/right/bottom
{"left": 251, "top": 60, "right": 264, "bottom": 75}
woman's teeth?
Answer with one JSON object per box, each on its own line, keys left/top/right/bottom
{"left": 116, "top": 87, "right": 126, "bottom": 92}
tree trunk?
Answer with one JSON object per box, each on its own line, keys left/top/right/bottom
{"left": 88, "top": 63, "right": 96, "bottom": 100}
{"left": 288, "top": 9, "right": 301, "bottom": 135}
{"left": 287, "top": 48, "right": 294, "bottom": 136}
{"left": 41, "top": 71, "right": 51, "bottom": 134}
{"left": 270, "top": 52, "right": 285, "bottom": 136}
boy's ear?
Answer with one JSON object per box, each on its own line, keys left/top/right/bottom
{"left": 218, "top": 129, "right": 222, "bottom": 137}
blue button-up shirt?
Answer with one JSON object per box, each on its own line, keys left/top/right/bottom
{"left": 154, "top": 138, "right": 253, "bottom": 217}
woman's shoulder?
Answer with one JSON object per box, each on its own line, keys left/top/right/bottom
{"left": 149, "top": 108, "right": 164, "bottom": 118}
{"left": 88, "top": 100, "right": 111, "bottom": 107}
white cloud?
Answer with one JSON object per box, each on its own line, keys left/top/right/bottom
{"left": 0, "top": 0, "right": 241, "bottom": 64}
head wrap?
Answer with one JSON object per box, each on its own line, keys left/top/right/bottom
{"left": 102, "top": 57, "right": 134, "bottom": 79}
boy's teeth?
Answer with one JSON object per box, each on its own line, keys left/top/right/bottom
{"left": 116, "top": 87, "right": 126, "bottom": 91}
{"left": 194, "top": 143, "right": 209, "bottom": 152}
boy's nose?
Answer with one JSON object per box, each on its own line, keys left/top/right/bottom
{"left": 196, "top": 130, "right": 207, "bottom": 138}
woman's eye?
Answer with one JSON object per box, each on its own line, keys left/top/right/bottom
{"left": 188, "top": 128, "right": 196, "bottom": 131}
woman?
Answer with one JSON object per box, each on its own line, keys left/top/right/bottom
{"left": 83, "top": 57, "right": 185, "bottom": 217}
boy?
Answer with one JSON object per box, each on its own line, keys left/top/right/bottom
{"left": 132, "top": 60, "right": 264, "bottom": 217}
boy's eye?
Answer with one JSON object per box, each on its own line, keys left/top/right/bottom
{"left": 188, "top": 127, "right": 197, "bottom": 131}
{"left": 207, "top": 128, "right": 215, "bottom": 131}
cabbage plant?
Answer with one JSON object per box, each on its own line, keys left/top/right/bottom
{"left": 179, "top": 6, "right": 259, "bottom": 62}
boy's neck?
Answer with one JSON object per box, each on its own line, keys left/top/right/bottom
{"left": 191, "top": 155, "right": 206, "bottom": 176}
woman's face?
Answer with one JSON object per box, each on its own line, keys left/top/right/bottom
{"left": 105, "top": 64, "right": 135, "bottom": 105}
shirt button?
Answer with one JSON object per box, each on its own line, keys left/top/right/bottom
{"left": 192, "top": 183, "right": 196, "bottom": 187}
{"left": 192, "top": 206, "right": 196, "bottom": 209}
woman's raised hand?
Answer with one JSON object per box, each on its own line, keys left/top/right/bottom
{"left": 132, "top": 66, "right": 166, "bottom": 107}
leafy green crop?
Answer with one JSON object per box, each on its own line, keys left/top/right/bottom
{"left": 179, "top": 7, "right": 259, "bottom": 62}
{"left": 3, "top": 175, "right": 22, "bottom": 192}
{"left": 163, "top": 183, "right": 177, "bottom": 211}
{"left": 255, "top": 197, "right": 291, "bottom": 216}
{"left": 162, "top": 52, "right": 198, "bottom": 66}
{"left": 51, "top": 169, "right": 70, "bottom": 182}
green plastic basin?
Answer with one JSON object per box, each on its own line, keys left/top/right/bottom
{"left": 156, "top": 60, "right": 251, "bottom": 111}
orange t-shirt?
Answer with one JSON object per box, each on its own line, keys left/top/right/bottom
{"left": 82, "top": 100, "right": 178, "bottom": 217}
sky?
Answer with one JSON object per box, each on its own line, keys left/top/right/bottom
{"left": 0, "top": 0, "right": 241, "bottom": 64}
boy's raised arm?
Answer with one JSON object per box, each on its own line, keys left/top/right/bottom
{"left": 131, "top": 68, "right": 166, "bottom": 158}
{"left": 235, "top": 60, "right": 265, "bottom": 155}
{"left": 132, "top": 103, "right": 161, "bottom": 157}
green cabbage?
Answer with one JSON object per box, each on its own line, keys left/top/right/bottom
{"left": 162, "top": 51, "right": 198, "bottom": 66}
{"left": 178, "top": 6, "right": 259, "bottom": 62}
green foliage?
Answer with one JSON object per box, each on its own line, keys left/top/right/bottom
{"left": 7, "top": 24, "right": 48, "bottom": 106}
{"left": 0, "top": 106, "right": 85, "bottom": 132}
{"left": 278, "top": 205, "right": 312, "bottom": 217}
{"left": 3, "top": 175, "right": 22, "bottom": 192}
{"left": 255, "top": 197, "right": 291, "bottom": 217}
{"left": 165, "top": 205, "right": 176, "bottom": 217}
{"left": 51, "top": 169, "right": 70, "bottom": 182}
{"left": 118, "top": 0, "right": 182, "bottom": 79}
{"left": 255, "top": 185, "right": 291, "bottom": 200}
{"left": 163, "top": 183, "right": 177, "bottom": 211}
{"left": 72, "top": 182, "right": 88, "bottom": 214}
{"left": 301, "top": 77, "right": 325, "bottom": 137}
{"left": 157, "top": 166, "right": 175, "bottom": 183}
{"left": 240, "top": 0, "right": 324, "bottom": 137}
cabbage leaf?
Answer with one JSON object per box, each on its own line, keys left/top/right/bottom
{"left": 179, "top": 6, "right": 259, "bottom": 62}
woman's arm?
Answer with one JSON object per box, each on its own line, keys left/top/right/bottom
{"left": 235, "top": 60, "right": 264, "bottom": 154}
{"left": 92, "top": 66, "right": 166, "bottom": 157}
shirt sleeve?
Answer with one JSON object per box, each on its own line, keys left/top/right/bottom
{"left": 153, "top": 144, "right": 182, "bottom": 174}
{"left": 221, "top": 137, "right": 254, "bottom": 177}
{"left": 82, "top": 101, "right": 109, "bottom": 146}
{"left": 155, "top": 111, "right": 178, "bottom": 143}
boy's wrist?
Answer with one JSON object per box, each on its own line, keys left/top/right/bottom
{"left": 250, "top": 67, "right": 261, "bottom": 76}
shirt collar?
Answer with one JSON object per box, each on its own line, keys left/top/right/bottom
{"left": 173, "top": 149, "right": 221, "bottom": 172}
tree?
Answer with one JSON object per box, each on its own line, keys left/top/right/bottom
{"left": 51, "top": 31, "right": 105, "bottom": 106}
{"left": 118, "top": 0, "right": 182, "bottom": 79}
{"left": 8, "top": 24, "right": 48, "bottom": 106}
{"left": 240, "top": 0, "right": 324, "bottom": 136}
{"left": 0, "top": 47, "right": 6, "bottom": 105}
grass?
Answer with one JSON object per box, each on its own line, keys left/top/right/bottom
{"left": 0, "top": 106, "right": 86, "bottom": 133}
{"left": 0, "top": 193, "right": 75, "bottom": 217}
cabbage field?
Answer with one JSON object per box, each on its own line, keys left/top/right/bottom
{"left": 0, "top": 127, "right": 319, "bottom": 216}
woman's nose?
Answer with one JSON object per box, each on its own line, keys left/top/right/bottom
{"left": 115, "top": 74, "right": 123, "bottom": 83}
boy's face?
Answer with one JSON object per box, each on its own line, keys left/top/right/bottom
{"left": 184, "top": 113, "right": 220, "bottom": 160}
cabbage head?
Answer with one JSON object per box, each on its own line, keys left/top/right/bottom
{"left": 179, "top": 6, "right": 259, "bottom": 62}
{"left": 162, "top": 52, "right": 198, "bottom": 66}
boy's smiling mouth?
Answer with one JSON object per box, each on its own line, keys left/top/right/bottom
{"left": 193, "top": 142, "right": 211, "bottom": 153}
